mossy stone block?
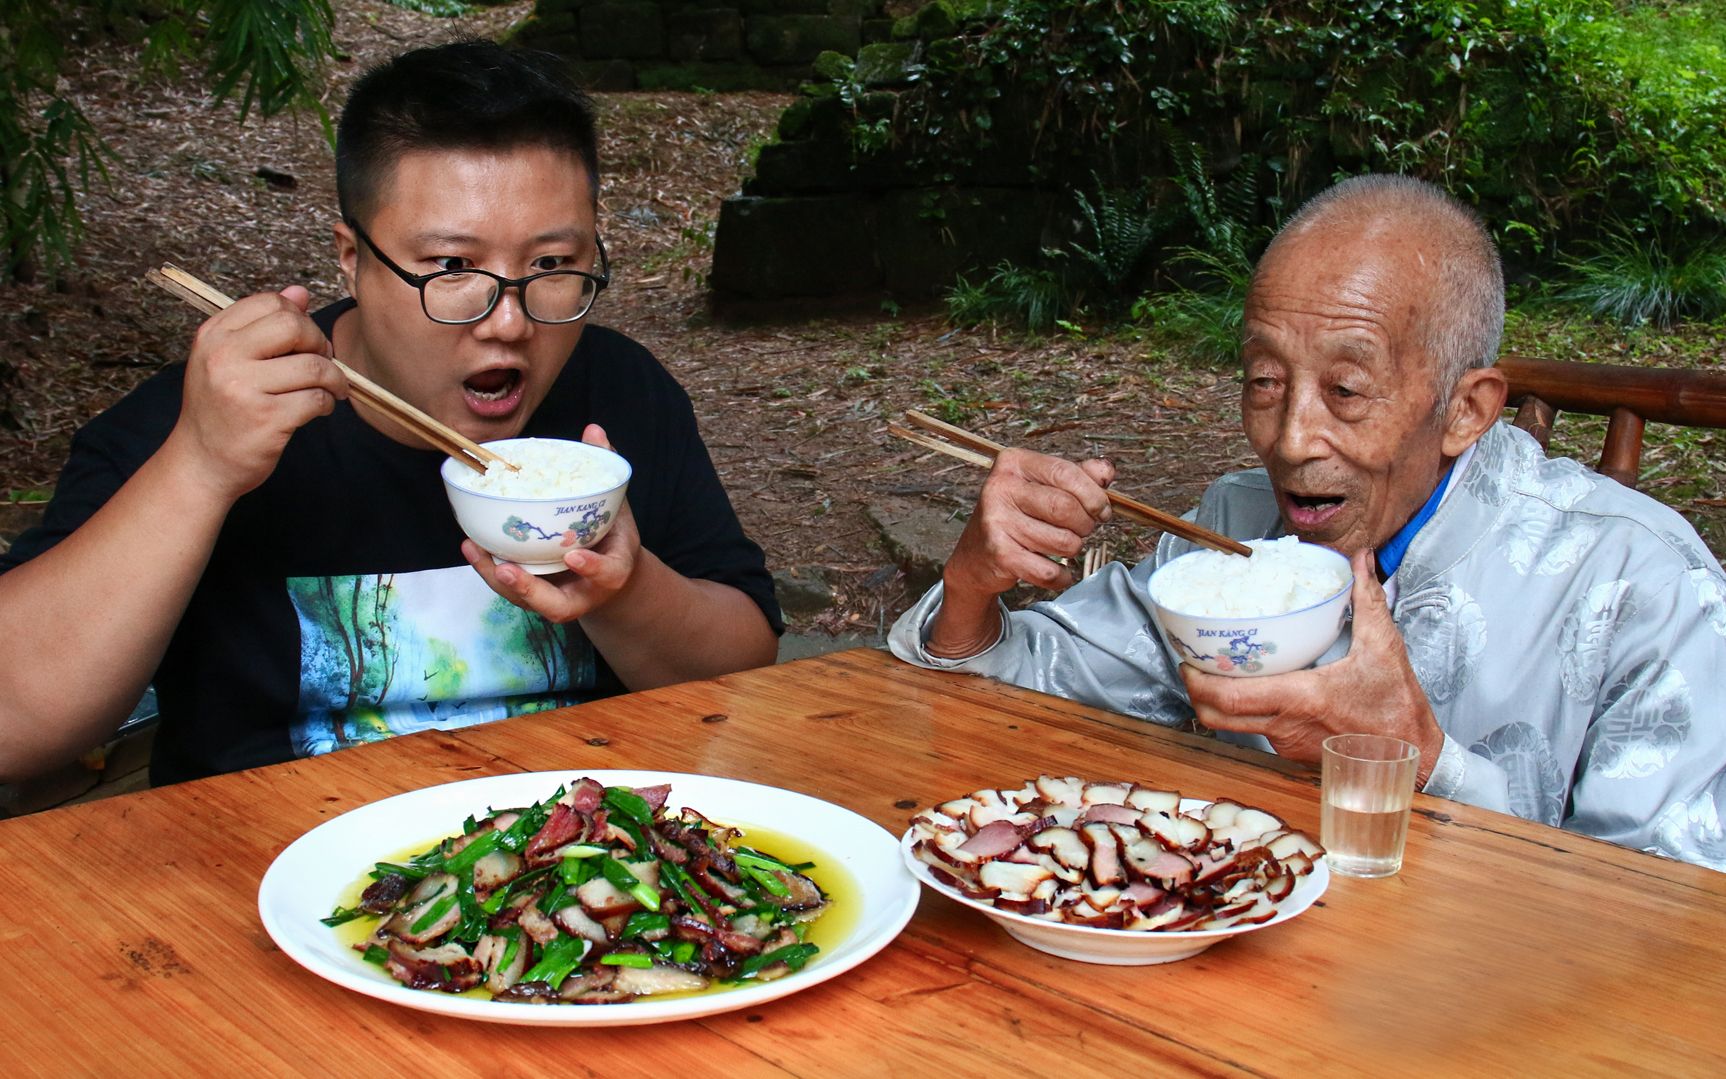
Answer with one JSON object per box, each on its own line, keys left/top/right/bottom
{"left": 534, "top": 0, "right": 602, "bottom": 15}
{"left": 950, "top": 0, "right": 1003, "bottom": 21}
{"left": 810, "top": 49, "right": 854, "bottom": 81}
{"left": 567, "top": 58, "right": 639, "bottom": 90}
{"left": 506, "top": 14, "right": 575, "bottom": 49}
{"left": 710, "top": 195, "right": 881, "bottom": 297}
{"left": 740, "top": 0, "right": 829, "bottom": 13}
{"left": 777, "top": 97, "right": 819, "bottom": 141}
{"left": 857, "top": 89, "right": 898, "bottom": 120}
{"left": 854, "top": 41, "right": 920, "bottom": 87}
{"left": 745, "top": 14, "right": 861, "bottom": 64}
{"left": 533, "top": 10, "right": 580, "bottom": 34}
{"left": 827, "top": 0, "right": 878, "bottom": 16}
{"left": 635, "top": 61, "right": 799, "bottom": 90}
{"left": 668, "top": 9, "right": 744, "bottom": 61}
{"left": 862, "top": 17, "right": 893, "bottom": 44}
{"left": 893, "top": 0, "right": 954, "bottom": 39}
{"left": 579, "top": 4, "right": 666, "bottom": 59}
{"left": 776, "top": 94, "right": 845, "bottom": 140}
{"left": 875, "top": 186, "right": 1050, "bottom": 296}
{"left": 924, "top": 36, "right": 963, "bottom": 69}
{"left": 746, "top": 138, "right": 851, "bottom": 194}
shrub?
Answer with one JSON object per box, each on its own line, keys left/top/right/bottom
{"left": 844, "top": 0, "right": 1726, "bottom": 280}
{"left": 1554, "top": 227, "right": 1726, "bottom": 328}
{"left": 853, "top": 0, "right": 1725, "bottom": 333}
{"left": 946, "top": 261, "right": 1073, "bottom": 333}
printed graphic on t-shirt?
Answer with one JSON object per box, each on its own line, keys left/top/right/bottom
{"left": 286, "top": 566, "right": 594, "bottom": 757}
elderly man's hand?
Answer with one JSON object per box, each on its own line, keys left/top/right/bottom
{"left": 926, "top": 448, "right": 1115, "bottom": 658}
{"left": 1180, "top": 549, "right": 1445, "bottom": 784}
{"left": 462, "top": 424, "right": 643, "bottom": 624}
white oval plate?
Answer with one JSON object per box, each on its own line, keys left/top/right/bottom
{"left": 260, "top": 770, "right": 920, "bottom": 1026}
{"left": 900, "top": 798, "right": 1328, "bottom": 965}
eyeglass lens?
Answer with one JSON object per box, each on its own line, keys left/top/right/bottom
{"left": 423, "top": 271, "right": 599, "bottom": 324}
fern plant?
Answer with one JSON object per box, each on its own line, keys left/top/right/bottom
{"left": 1134, "top": 140, "right": 1269, "bottom": 364}
{"left": 1167, "top": 135, "right": 1262, "bottom": 271}
{"left": 1068, "top": 176, "right": 1157, "bottom": 302}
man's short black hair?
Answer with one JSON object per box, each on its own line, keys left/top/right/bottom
{"left": 336, "top": 39, "right": 599, "bottom": 223}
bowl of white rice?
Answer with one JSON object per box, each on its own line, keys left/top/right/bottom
{"left": 440, "top": 437, "right": 631, "bottom": 574}
{"left": 1146, "top": 537, "right": 1352, "bottom": 678}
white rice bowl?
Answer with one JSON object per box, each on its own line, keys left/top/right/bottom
{"left": 1147, "top": 538, "right": 1352, "bottom": 677}
{"left": 441, "top": 437, "right": 631, "bottom": 574}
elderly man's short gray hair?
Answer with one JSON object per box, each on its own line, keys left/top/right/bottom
{"left": 1257, "top": 174, "right": 1505, "bottom": 404}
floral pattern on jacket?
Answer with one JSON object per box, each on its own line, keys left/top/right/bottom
{"left": 889, "top": 422, "right": 1726, "bottom": 871}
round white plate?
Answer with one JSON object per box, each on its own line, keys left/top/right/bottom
{"left": 260, "top": 770, "right": 920, "bottom": 1026}
{"left": 900, "top": 798, "right": 1328, "bottom": 965}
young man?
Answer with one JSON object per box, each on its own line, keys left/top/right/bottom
{"left": 0, "top": 41, "right": 781, "bottom": 785}
{"left": 890, "top": 176, "right": 1726, "bottom": 869}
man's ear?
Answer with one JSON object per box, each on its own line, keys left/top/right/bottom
{"left": 1442, "top": 365, "right": 1509, "bottom": 456}
{"left": 333, "top": 221, "right": 359, "bottom": 297}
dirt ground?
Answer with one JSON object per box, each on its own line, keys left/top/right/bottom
{"left": 3, "top": 0, "right": 1721, "bottom": 637}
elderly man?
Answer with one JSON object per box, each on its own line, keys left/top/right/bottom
{"left": 890, "top": 175, "right": 1726, "bottom": 869}
{"left": 0, "top": 42, "right": 779, "bottom": 785}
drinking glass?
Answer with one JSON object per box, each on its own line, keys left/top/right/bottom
{"left": 1321, "top": 733, "right": 1419, "bottom": 878}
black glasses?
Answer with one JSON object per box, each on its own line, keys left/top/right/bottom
{"left": 350, "top": 220, "right": 609, "bottom": 325}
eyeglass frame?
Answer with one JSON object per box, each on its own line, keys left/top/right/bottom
{"left": 347, "top": 219, "right": 610, "bottom": 326}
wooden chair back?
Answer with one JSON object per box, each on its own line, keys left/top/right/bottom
{"left": 1497, "top": 354, "right": 1726, "bottom": 489}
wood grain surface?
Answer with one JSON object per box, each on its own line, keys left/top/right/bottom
{"left": 4, "top": 648, "right": 1722, "bottom": 1077}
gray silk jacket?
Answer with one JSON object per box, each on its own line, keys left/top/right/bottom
{"left": 889, "top": 422, "right": 1726, "bottom": 870}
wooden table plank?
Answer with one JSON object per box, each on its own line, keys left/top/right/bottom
{"left": 2, "top": 648, "right": 1722, "bottom": 1076}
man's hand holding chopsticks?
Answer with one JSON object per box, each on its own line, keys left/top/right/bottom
{"left": 164, "top": 287, "right": 347, "bottom": 506}
{"left": 925, "top": 449, "right": 1115, "bottom": 659}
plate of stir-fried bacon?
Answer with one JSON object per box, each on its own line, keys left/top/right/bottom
{"left": 904, "top": 775, "right": 1328, "bottom": 965}
{"left": 260, "top": 771, "right": 918, "bottom": 1026}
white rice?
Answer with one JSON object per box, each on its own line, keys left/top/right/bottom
{"left": 1150, "top": 536, "right": 1349, "bottom": 617}
{"left": 458, "top": 440, "right": 615, "bottom": 499}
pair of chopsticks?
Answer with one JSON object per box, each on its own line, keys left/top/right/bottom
{"left": 889, "top": 410, "right": 1253, "bottom": 558}
{"left": 144, "top": 264, "right": 517, "bottom": 475}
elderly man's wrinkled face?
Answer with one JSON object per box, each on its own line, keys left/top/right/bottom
{"left": 1240, "top": 222, "right": 1452, "bottom": 559}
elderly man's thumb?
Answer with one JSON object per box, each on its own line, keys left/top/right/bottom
{"left": 1347, "top": 547, "right": 1395, "bottom": 627}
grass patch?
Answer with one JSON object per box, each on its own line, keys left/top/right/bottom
{"left": 1551, "top": 226, "right": 1726, "bottom": 328}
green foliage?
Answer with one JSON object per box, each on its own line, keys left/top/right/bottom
{"left": 844, "top": 0, "right": 1726, "bottom": 304}
{"left": 1133, "top": 152, "right": 1266, "bottom": 363}
{"left": 1132, "top": 249, "right": 1253, "bottom": 365}
{"left": 945, "top": 147, "right": 1262, "bottom": 338}
{"left": 1553, "top": 226, "right": 1726, "bottom": 329}
{"left": 1, "top": 0, "right": 339, "bottom": 280}
{"left": 914, "top": 376, "right": 984, "bottom": 424}
{"left": 946, "top": 261, "right": 1072, "bottom": 333}
{"left": 371, "top": 0, "right": 471, "bottom": 17}
{"left": 1067, "top": 177, "right": 1157, "bottom": 303}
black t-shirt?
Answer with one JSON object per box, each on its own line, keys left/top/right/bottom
{"left": 1, "top": 304, "right": 781, "bottom": 784}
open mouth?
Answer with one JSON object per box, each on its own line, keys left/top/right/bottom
{"left": 464, "top": 369, "right": 520, "bottom": 401}
{"left": 461, "top": 368, "right": 525, "bottom": 419}
{"left": 1281, "top": 490, "right": 1347, "bottom": 531}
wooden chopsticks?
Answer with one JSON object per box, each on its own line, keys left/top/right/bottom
{"left": 889, "top": 409, "right": 1254, "bottom": 558}
{"left": 144, "top": 264, "right": 517, "bottom": 475}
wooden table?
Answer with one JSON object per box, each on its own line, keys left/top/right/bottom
{"left": 5, "top": 649, "right": 1724, "bottom": 1076}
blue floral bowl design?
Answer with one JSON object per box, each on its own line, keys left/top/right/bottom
{"left": 1146, "top": 544, "right": 1353, "bottom": 678}
{"left": 440, "top": 438, "right": 631, "bottom": 575}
